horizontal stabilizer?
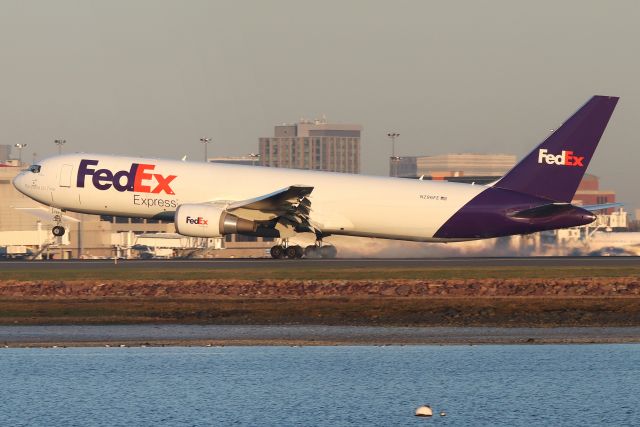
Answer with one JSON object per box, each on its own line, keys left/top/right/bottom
{"left": 581, "top": 202, "right": 623, "bottom": 212}
{"left": 509, "top": 203, "right": 574, "bottom": 219}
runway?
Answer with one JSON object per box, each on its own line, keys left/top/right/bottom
{"left": 2, "top": 256, "right": 640, "bottom": 271}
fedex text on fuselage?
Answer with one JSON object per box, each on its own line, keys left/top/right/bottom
{"left": 77, "top": 159, "right": 177, "bottom": 194}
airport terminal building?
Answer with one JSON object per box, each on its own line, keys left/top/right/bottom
{"left": 390, "top": 153, "right": 517, "bottom": 183}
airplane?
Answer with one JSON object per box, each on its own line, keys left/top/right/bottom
{"left": 13, "top": 95, "right": 619, "bottom": 259}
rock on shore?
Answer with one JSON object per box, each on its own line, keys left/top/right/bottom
{"left": 0, "top": 277, "right": 638, "bottom": 299}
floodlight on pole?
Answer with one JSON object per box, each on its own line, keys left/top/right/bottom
{"left": 387, "top": 132, "right": 400, "bottom": 176}
{"left": 14, "top": 143, "right": 27, "bottom": 165}
{"left": 200, "top": 137, "right": 212, "bottom": 162}
{"left": 387, "top": 132, "right": 400, "bottom": 157}
{"left": 54, "top": 139, "right": 66, "bottom": 155}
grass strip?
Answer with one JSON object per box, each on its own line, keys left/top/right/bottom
{"left": 2, "top": 297, "right": 640, "bottom": 327}
{"left": 1, "top": 266, "right": 639, "bottom": 281}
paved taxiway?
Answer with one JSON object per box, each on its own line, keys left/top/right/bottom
{"left": 1, "top": 256, "right": 639, "bottom": 271}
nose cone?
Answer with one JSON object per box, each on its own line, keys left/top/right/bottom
{"left": 12, "top": 171, "right": 29, "bottom": 196}
{"left": 12, "top": 172, "right": 24, "bottom": 190}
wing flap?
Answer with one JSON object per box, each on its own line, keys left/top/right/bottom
{"left": 227, "top": 186, "right": 313, "bottom": 212}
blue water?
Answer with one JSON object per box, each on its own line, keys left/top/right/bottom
{"left": 1, "top": 345, "right": 638, "bottom": 426}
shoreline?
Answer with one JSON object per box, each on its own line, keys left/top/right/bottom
{"left": 2, "top": 273, "right": 640, "bottom": 335}
{"left": 3, "top": 325, "right": 640, "bottom": 347}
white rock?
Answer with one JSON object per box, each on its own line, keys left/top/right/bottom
{"left": 415, "top": 405, "right": 433, "bottom": 417}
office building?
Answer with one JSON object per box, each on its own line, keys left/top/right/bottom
{"left": 259, "top": 117, "right": 361, "bottom": 173}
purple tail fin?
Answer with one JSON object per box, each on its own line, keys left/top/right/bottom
{"left": 495, "top": 95, "right": 619, "bottom": 202}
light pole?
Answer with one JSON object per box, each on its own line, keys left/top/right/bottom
{"left": 54, "top": 139, "right": 66, "bottom": 155}
{"left": 14, "top": 143, "right": 27, "bottom": 165}
{"left": 387, "top": 132, "right": 400, "bottom": 176}
{"left": 200, "top": 137, "right": 212, "bottom": 162}
{"left": 248, "top": 152, "right": 261, "bottom": 166}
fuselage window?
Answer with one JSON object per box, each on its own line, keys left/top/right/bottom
{"left": 29, "top": 165, "right": 41, "bottom": 173}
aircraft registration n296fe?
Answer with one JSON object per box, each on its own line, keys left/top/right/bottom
{"left": 13, "top": 95, "right": 620, "bottom": 259}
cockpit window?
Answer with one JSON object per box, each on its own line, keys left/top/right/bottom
{"left": 28, "top": 165, "right": 41, "bottom": 173}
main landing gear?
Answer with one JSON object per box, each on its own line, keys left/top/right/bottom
{"left": 269, "top": 238, "right": 337, "bottom": 259}
{"left": 270, "top": 244, "right": 304, "bottom": 259}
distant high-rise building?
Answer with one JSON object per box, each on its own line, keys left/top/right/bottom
{"left": 259, "top": 117, "right": 361, "bottom": 173}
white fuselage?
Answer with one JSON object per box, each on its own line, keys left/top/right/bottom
{"left": 13, "top": 153, "right": 488, "bottom": 242}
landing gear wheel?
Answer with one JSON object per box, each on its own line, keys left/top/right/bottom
{"left": 285, "top": 245, "right": 303, "bottom": 259}
{"left": 304, "top": 245, "right": 321, "bottom": 259}
{"left": 270, "top": 245, "right": 285, "bottom": 259}
{"left": 52, "top": 225, "right": 66, "bottom": 237}
{"left": 320, "top": 245, "right": 337, "bottom": 259}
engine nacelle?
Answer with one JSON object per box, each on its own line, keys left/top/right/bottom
{"left": 174, "top": 204, "right": 257, "bottom": 238}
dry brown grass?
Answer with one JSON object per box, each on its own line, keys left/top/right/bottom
{"left": 2, "top": 297, "right": 640, "bottom": 327}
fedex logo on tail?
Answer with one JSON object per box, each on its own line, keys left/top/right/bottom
{"left": 537, "top": 149, "right": 584, "bottom": 167}
{"left": 186, "top": 216, "right": 208, "bottom": 225}
{"left": 77, "top": 159, "right": 177, "bottom": 194}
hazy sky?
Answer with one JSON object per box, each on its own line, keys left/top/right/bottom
{"left": 1, "top": 1, "right": 638, "bottom": 209}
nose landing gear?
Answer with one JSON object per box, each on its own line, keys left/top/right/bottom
{"left": 51, "top": 210, "right": 66, "bottom": 237}
{"left": 52, "top": 225, "right": 66, "bottom": 237}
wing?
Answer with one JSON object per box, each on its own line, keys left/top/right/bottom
{"left": 215, "top": 185, "right": 315, "bottom": 234}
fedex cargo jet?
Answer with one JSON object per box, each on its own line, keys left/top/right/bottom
{"left": 13, "top": 96, "right": 619, "bottom": 258}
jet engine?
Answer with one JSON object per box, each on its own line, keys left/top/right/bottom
{"left": 174, "top": 204, "right": 257, "bottom": 237}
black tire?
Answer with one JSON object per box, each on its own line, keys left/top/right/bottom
{"left": 320, "top": 245, "right": 337, "bottom": 259}
{"left": 304, "top": 245, "right": 320, "bottom": 259}
{"left": 270, "top": 245, "right": 285, "bottom": 259}
{"left": 52, "top": 226, "right": 66, "bottom": 237}
{"left": 285, "top": 246, "right": 299, "bottom": 259}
